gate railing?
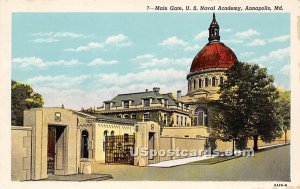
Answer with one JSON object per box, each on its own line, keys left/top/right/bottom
{"left": 105, "top": 134, "right": 135, "bottom": 165}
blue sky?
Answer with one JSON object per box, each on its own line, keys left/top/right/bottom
{"left": 12, "top": 13, "right": 290, "bottom": 110}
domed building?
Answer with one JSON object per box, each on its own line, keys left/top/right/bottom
{"left": 181, "top": 13, "right": 238, "bottom": 127}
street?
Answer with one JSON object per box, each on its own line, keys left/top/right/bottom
{"left": 92, "top": 145, "right": 290, "bottom": 181}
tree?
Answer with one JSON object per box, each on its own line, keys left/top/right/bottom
{"left": 276, "top": 90, "right": 290, "bottom": 143}
{"left": 11, "top": 80, "right": 44, "bottom": 126}
{"left": 213, "top": 62, "right": 282, "bottom": 152}
{"left": 211, "top": 101, "right": 249, "bottom": 155}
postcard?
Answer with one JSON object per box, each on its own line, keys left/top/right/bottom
{"left": 0, "top": 0, "right": 299, "bottom": 189}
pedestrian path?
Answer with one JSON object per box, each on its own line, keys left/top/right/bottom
{"left": 148, "top": 143, "right": 288, "bottom": 167}
{"left": 148, "top": 155, "right": 218, "bottom": 168}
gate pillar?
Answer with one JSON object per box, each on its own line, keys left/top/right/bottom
{"left": 134, "top": 121, "right": 160, "bottom": 166}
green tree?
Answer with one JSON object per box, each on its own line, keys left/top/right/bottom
{"left": 213, "top": 62, "right": 281, "bottom": 152}
{"left": 276, "top": 90, "right": 290, "bottom": 143}
{"left": 11, "top": 80, "right": 44, "bottom": 126}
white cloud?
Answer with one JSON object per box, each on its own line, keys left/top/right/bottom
{"left": 31, "top": 32, "right": 87, "bottom": 43}
{"left": 34, "top": 80, "right": 187, "bottom": 110}
{"left": 234, "top": 29, "right": 260, "bottom": 39}
{"left": 97, "top": 68, "right": 186, "bottom": 87}
{"left": 64, "top": 42, "right": 103, "bottom": 52}
{"left": 12, "top": 57, "right": 81, "bottom": 68}
{"left": 104, "top": 34, "right": 131, "bottom": 47}
{"left": 268, "top": 35, "right": 290, "bottom": 43}
{"left": 194, "top": 31, "right": 207, "bottom": 41}
{"left": 240, "top": 51, "right": 254, "bottom": 58}
{"left": 33, "top": 38, "right": 59, "bottom": 43}
{"left": 13, "top": 57, "right": 46, "bottom": 68}
{"left": 222, "top": 39, "right": 243, "bottom": 44}
{"left": 159, "top": 36, "right": 187, "bottom": 47}
{"left": 88, "top": 58, "right": 118, "bottom": 66}
{"left": 184, "top": 44, "right": 201, "bottom": 51}
{"left": 132, "top": 54, "right": 155, "bottom": 61}
{"left": 64, "top": 34, "right": 131, "bottom": 52}
{"left": 222, "top": 28, "right": 232, "bottom": 32}
{"left": 279, "top": 65, "right": 290, "bottom": 75}
{"left": 132, "top": 54, "right": 192, "bottom": 69}
{"left": 26, "top": 74, "right": 89, "bottom": 89}
{"left": 32, "top": 32, "right": 86, "bottom": 38}
{"left": 248, "top": 47, "right": 290, "bottom": 63}
{"left": 246, "top": 39, "right": 266, "bottom": 46}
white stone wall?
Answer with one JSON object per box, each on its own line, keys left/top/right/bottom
{"left": 11, "top": 126, "right": 32, "bottom": 181}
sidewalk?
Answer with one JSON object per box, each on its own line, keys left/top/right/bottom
{"left": 39, "top": 173, "right": 113, "bottom": 181}
{"left": 148, "top": 143, "right": 289, "bottom": 168}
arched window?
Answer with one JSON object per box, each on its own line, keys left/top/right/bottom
{"left": 111, "top": 131, "right": 115, "bottom": 136}
{"left": 195, "top": 107, "right": 208, "bottom": 126}
{"left": 220, "top": 77, "right": 224, "bottom": 85}
{"left": 103, "top": 130, "right": 108, "bottom": 151}
{"left": 193, "top": 79, "right": 196, "bottom": 89}
{"left": 212, "top": 77, "right": 216, "bottom": 87}
{"left": 205, "top": 78, "right": 209, "bottom": 87}
{"left": 81, "top": 130, "right": 89, "bottom": 158}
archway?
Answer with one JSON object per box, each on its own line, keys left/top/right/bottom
{"left": 195, "top": 107, "right": 208, "bottom": 126}
{"left": 81, "top": 130, "right": 89, "bottom": 158}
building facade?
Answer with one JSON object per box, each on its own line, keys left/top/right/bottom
{"left": 11, "top": 107, "right": 136, "bottom": 180}
{"left": 94, "top": 87, "right": 191, "bottom": 129}
{"left": 181, "top": 13, "right": 238, "bottom": 128}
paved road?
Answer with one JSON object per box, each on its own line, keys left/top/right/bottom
{"left": 92, "top": 145, "right": 290, "bottom": 181}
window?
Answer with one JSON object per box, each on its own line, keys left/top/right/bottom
{"left": 117, "top": 114, "right": 122, "bottom": 118}
{"left": 196, "top": 107, "right": 208, "bottom": 126}
{"left": 205, "top": 78, "right": 209, "bottom": 87}
{"left": 105, "top": 103, "right": 110, "bottom": 110}
{"left": 144, "top": 112, "right": 150, "bottom": 121}
{"left": 181, "top": 116, "right": 183, "bottom": 126}
{"left": 124, "top": 133, "right": 129, "bottom": 142}
{"left": 220, "top": 77, "right": 224, "bottom": 85}
{"left": 111, "top": 131, "right": 114, "bottom": 136}
{"left": 163, "top": 114, "right": 167, "bottom": 125}
{"left": 199, "top": 79, "right": 202, "bottom": 88}
{"left": 144, "top": 99, "right": 150, "bottom": 107}
{"left": 124, "top": 101, "right": 129, "bottom": 108}
{"left": 131, "top": 114, "right": 136, "bottom": 119}
{"left": 176, "top": 115, "right": 179, "bottom": 125}
{"left": 193, "top": 79, "right": 196, "bottom": 89}
{"left": 124, "top": 114, "right": 129, "bottom": 119}
{"left": 103, "top": 130, "right": 108, "bottom": 151}
{"left": 164, "top": 100, "right": 168, "bottom": 107}
{"left": 185, "top": 117, "right": 187, "bottom": 126}
{"left": 212, "top": 77, "right": 216, "bottom": 87}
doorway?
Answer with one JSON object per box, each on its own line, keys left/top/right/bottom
{"left": 47, "top": 126, "right": 66, "bottom": 174}
{"left": 81, "top": 130, "right": 89, "bottom": 158}
{"left": 148, "top": 132, "right": 155, "bottom": 161}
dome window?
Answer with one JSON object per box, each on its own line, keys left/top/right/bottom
{"left": 212, "top": 77, "right": 216, "bottom": 87}
{"left": 205, "top": 78, "right": 209, "bottom": 87}
{"left": 220, "top": 77, "right": 224, "bottom": 85}
{"left": 199, "top": 79, "right": 202, "bottom": 88}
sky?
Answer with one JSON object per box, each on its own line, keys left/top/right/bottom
{"left": 12, "top": 13, "right": 290, "bottom": 110}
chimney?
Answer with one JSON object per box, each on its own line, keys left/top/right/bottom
{"left": 145, "top": 89, "right": 148, "bottom": 92}
{"left": 177, "top": 90, "right": 182, "bottom": 101}
{"left": 153, "top": 87, "right": 160, "bottom": 93}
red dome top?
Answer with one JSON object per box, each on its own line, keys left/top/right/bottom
{"left": 190, "top": 42, "right": 238, "bottom": 72}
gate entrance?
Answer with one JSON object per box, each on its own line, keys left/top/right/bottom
{"left": 105, "top": 134, "right": 135, "bottom": 165}
{"left": 47, "top": 125, "right": 66, "bottom": 174}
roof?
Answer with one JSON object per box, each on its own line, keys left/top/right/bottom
{"left": 190, "top": 42, "right": 238, "bottom": 72}
{"left": 88, "top": 113, "right": 137, "bottom": 125}
{"left": 105, "top": 90, "right": 178, "bottom": 107}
